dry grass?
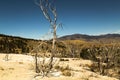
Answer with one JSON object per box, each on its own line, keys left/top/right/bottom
{"left": 54, "top": 64, "right": 72, "bottom": 76}
{"left": 62, "top": 70, "right": 71, "bottom": 76}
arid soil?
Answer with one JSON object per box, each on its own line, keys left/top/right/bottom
{"left": 0, "top": 53, "right": 118, "bottom": 80}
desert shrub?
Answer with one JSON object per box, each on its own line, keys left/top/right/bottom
{"left": 59, "top": 65, "right": 71, "bottom": 72}
{"left": 89, "top": 62, "right": 99, "bottom": 72}
{"left": 80, "top": 44, "right": 120, "bottom": 79}
{"left": 55, "top": 65, "right": 69, "bottom": 71}
{"left": 62, "top": 70, "right": 71, "bottom": 76}
{"left": 80, "top": 47, "right": 98, "bottom": 61}
{"left": 54, "top": 64, "right": 72, "bottom": 76}
{"left": 54, "top": 65, "right": 60, "bottom": 70}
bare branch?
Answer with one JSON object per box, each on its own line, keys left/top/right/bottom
{"left": 40, "top": 0, "right": 52, "bottom": 23}
{"left": 49, "top": 3, "right": 57, "bottom": 23}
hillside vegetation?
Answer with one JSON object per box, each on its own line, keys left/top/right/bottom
{"left": 0, "top": 34, "right": 39, "bottom": 54}
{"left": 1, "top": 33, "right": 120, "bottom": 54}
{"left": 0, "top": 34, "right": 120, "bottom": 79}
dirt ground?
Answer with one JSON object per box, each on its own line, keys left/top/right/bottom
{"left": 0, "top": 53, "right": 118, "bottom": 80}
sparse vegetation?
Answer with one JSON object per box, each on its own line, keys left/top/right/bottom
{"left": 0, "top": 34, "right": 120, "bottom": 79}
{"left": 62, "top": 70, "right": 71, "bottom": 76}
{"left": 54, "top": 65, "right": 60, "bottom": 70}
{"left": 82, "top": 43, "right": 120, "bottom": 79}
{"left": 0, "top": 53, "right": 119, "bottom": 80}
{"left": 54, "top": 64, "right": 72, "bottom": 76}
{"left": 60, "top": 65, "right": 71, "bottom": 72}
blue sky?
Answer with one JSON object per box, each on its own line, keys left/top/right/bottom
{"left": 0, "top": 0, "right": 120, "bottom": 39}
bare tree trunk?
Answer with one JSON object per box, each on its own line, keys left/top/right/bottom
{"left": 50, "top": 24, "right": 57, "bottom": 67}
{"left": 35, "top": 53, "right": 40, "bottom": 73}
{"left": 33, "top": 0, "right": 58, "bottom": 77}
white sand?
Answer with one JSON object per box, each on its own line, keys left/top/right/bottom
{"left": 0, "top": 53, "right": 118, "bottom": 80}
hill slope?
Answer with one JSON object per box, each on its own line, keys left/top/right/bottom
{"left": 0, "top": 33, "right": 120, "bottom": 53}
{"left": 0, "top": 34, "right": 39, "bottom": 53}
{"left": 59, "top": 34, "right": 120, "bottom": 41}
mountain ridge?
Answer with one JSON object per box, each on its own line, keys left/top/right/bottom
{"left": 1, "top": 33, "right": 120, "bottom": 41}
{"left": 59, "top": 33, "right": 120, "bottom": 41}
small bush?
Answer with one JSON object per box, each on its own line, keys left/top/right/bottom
{"left": 54, "top": 65, "right": 72, "bottom": 76}
{"left": 53, "top": 60, "right": 71, "bottom": 76}
{"left": 89, "top": 62, "right": 99, "bottom": 72}
{"left": 54, "top": 65, "right": 60, "bottom": 70}
{"left": 59, "top": 65, "right": 71, "bottom": 72}
{"left": 54, "top": 65, "right": 71, "bottom": 71}
{"left": 62, "top": 70, "right": 71, "bottom": 76}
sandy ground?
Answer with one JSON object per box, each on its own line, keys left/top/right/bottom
{"left": 0, "top": 53, "right": 118, "bottom": 80}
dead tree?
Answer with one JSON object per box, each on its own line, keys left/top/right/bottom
{"left": 33, "top": 0, "right": 59, "bottom": 77}
{"left": 39, "top": 0, "right": 57, "bottom": 71}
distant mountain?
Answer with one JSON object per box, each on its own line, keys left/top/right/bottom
{"left": 59, "top": 34, "right": 120, "bottom": 41}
